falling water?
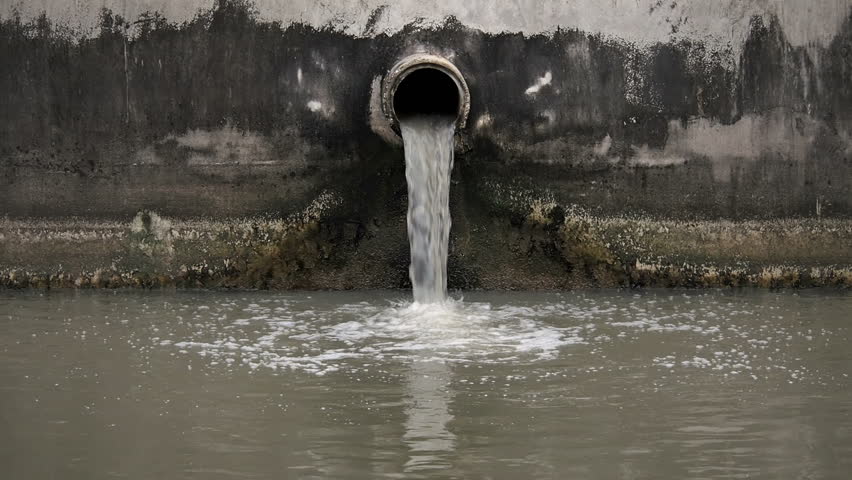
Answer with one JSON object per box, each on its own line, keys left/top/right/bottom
{"left": 399, "top": 115, "right": 456, "bottom": 304}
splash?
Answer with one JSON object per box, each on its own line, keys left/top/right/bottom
{"left": 171, "top": 297, "right": 584, "bottom": 375}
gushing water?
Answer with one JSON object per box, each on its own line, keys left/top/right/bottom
{"left": 400, "top": 115, "right": 456, "bottom": 303}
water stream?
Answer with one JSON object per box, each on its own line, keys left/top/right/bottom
{"left": 400, "top": 115, "right": 456, "bottom": 303}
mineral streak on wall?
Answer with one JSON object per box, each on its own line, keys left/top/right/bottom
{"left": 1, "top": 0, "right": 851, "bottom": 289}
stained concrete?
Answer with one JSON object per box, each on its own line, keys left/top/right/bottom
{"left": 1, "top": 0, "right": 851, "bottom": 289}
{"left": 9, "top": 0, "right": 852, "bottom": 54}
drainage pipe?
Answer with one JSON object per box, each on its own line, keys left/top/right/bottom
{"left": 381, "top": 54, "right": 470, "bottom": 134}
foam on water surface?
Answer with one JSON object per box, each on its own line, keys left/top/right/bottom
{"left": 172, "top": 297, "right": 584, "bottom": 375}
{"left": 157, "top": 291, "right": 850, "bottom": 385}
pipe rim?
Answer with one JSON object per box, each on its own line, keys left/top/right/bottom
{"left": 382, "top": 54, "right": 470, "bottom": 133}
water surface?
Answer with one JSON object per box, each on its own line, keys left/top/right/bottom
{"left": 1, "top": 289, "right": 850, "bottom": 479}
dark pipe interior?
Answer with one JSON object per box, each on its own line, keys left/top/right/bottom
{"left": 393, "top": 67, "right": 460, "bottom": 119}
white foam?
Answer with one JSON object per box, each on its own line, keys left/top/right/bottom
{"left": 169, "top": 298, "right": 583, "bottom": 375}
{"left": 161, "top": 292, "right": 843, "bottom": 383}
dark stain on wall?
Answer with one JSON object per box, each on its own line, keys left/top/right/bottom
{"left": 1, "top": 0, "right": 850, "bottom": 220}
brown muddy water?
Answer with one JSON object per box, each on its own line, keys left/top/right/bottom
{"left": 1, "top": 290, "right": 850, "bottom": 479}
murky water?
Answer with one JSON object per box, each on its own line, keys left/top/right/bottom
{"left": 400, "top": 115, "right": 455, "bottom": 303}
{"left": 1, "top": 289, "right": 851, "bottom": 479}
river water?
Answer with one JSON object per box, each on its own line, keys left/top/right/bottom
{"left": 1, "top": 289, "right": 851, "bottom": 479}
{"left": 400, "top": 115, "right": 455, "bottom": 303}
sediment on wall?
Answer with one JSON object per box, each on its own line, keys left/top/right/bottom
{"left": 1, "top": 197, "right": 850, "bottom": 290}
{"left": 461, "top": 175, "right": 852, "bottom": 288}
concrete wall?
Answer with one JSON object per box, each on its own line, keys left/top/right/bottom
{"left": 1, "top": 0, "right": 851, "bottom": 289}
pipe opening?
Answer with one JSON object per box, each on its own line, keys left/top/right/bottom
{"left": 382, "top": 54, "right": 470, "bottom": 134}
{"left": 393, "top": 67, "right": 460, "bottom": 120}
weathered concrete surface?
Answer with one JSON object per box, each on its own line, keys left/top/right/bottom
{"left": 9, "top": 1, "right": 852, "bottom": 54}
{"left": 1, "top": 0, "right": 851, "bottom": 289}
{"left": 2, "top": 194, "right": 850, "bottom": 289}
